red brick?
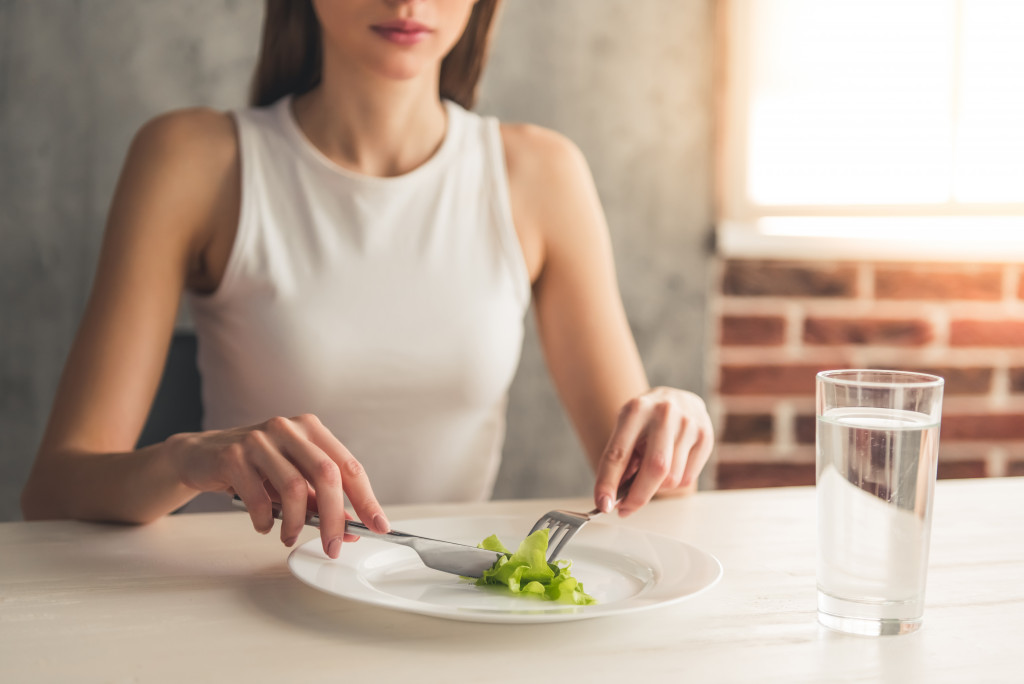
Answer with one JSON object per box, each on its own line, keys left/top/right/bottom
{"left": 876, "top": 266, "right": 1002, "bottom": 301}
{"left": 720, "top": 315, "right": 786, "bottom": 346}
{"left": 716, "top": 463, "right": 816, "bottom": 489}
{"left": 723, "top": 261, "right": 857, "bottom": 297}
{"left": 1009, "top": 368, "right": 1024, "bottom": 393}
{"left": 719, "top": 363, "right": 846, "bottom": 396}
{"left": 721, "top": 414, "right": 773, "bottom": 443}
{"left": 950, "top": 320, "right": 1024, "bottom": 346}
{"left": 891, "top": 367, "right": 992, "bottom": 395}
{"left": 941, "top": 414, "right": 1024, "bottom": 441}
{"left": 937, "top": 460, "right": 988, "bottom": 479}
{"left": 795, "top": 415, "right": 816, "bottom": 444}
{"left": 804, "top": 318, "right": 933, "bottom": 346}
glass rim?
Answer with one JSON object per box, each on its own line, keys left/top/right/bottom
{"left": 816, "top": 369, "right": 944, "bottom": 389}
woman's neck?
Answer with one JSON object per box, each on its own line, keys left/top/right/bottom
{"left": 291, "top": 70, "right": 448, "bottom": 178}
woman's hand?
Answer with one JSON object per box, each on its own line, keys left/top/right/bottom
{"left": 165, "top": 413, "right": 389, "bottom": 558}
{"left": 593, "top": 387, "right": 714, "bottom": 516}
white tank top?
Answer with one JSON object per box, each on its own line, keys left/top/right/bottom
{"left": 187, "top": 97, "right": 531, "bottom": 505}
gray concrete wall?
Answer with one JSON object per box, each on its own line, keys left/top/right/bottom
{"left": 483, "top": 1, "right": 716, "bottom": 499}
{"left": 0, "top": 0, "right": 715, "bottom": 521}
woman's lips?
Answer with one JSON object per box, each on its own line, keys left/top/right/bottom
{"left": 371, "top": 20, "right": 432, "bottom": 46}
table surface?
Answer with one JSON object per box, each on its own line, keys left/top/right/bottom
{"left": 2, "top": 477, "right": 1022, "bottom": 684}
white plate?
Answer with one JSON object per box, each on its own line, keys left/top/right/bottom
{"left": 288, "top": 515, "right": 723, "bottom": 623}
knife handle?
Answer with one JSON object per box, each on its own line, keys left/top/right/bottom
{"left": 231, "top": 496, "right": 403, "bottom": 544}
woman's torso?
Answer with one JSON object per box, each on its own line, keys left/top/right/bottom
{"left": 186, "top": 97, "right": 532, "bottom": 504}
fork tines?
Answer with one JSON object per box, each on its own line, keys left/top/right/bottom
{"left": 530, "top": 509, "right": 591, "bottom": 562}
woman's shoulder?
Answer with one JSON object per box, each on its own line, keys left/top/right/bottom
{"left": 498, "top": 121, "right": 596, "bottom": 221}
{"left": 122, "top": 108, "right": 241, "bottom": 222}
{"left": 129, "top": 107, "right": 238, "bottom": 171}
{"left": 496, "top": 121, "right": 606, "bottom": 277}
{"left": 115, "top": 108, "right": 242, "bottom": 292}
{"left": 498, "top": 122, "right": 588, "bottom": 178}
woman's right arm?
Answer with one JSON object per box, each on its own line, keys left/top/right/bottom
{"left": 20, "top": 110, "right": 388, "bottom": 557}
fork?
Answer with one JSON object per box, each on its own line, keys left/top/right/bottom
{"left": 529, "top": 470, "right": 638, "bottom": 562}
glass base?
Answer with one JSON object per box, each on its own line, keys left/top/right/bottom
{"left": 818, "top": 610, "right": 922, "bottom": 636}
{"left": 817, "top": 591, "right": 923, "bottom": 636}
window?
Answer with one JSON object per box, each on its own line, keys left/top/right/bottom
{"left": 718, "top": 0, "right": 1024, "bottom": 260}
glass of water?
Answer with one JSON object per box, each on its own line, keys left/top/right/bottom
{"left": 816, "top": 369, "right": 944, "bottom": 636}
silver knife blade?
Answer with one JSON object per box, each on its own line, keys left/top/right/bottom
{"left": 231, "top": 496, "right": 505, "bottom": 578}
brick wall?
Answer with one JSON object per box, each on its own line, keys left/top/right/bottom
{"left": 710, "top": 258, "right": 1024, "bottom": 489}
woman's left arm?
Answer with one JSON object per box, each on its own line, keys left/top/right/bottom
{"left": 502, "top": 124, "right": 714, "bottom": 516}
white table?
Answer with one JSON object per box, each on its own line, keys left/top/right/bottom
{"left": 2, "top": 478, "right": 1022, "bottom": 683}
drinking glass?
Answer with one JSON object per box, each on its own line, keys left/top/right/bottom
{"left": 816, "top": 369, "right": 944, "bottom": 636}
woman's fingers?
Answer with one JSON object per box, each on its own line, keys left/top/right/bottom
{"left": 247, "top": 435, "right": 308, "bottom": 547}
{"left": 204, "top": 414, "right": 386, "bottom": 559}
{"left": 667, "top": 423, "right": 691, "bottom": 488}
{"left": 675, "top": 392, "right": 714, "bottom": 490}
{"left": 597, "top": 388, "right": 715, "bottom": 515}
{"left": 594, "top": 398, "right": 645, "bottom": 513}
{"left": 228, "top": 448, "right": 275, "bottom": 535}
{"left": 305, "top": 488, "right": 361, "bottom": 542}
{"left": 264, "top": 415, "right": 352, "bottom": 558}
{"left": 297, "top": 414, "right": 390, "bottom": 536}
{"left": 619, "top": 400, "right": 678, "bottom": 515}
{"left": 680, "top": 423, "right": 713, "bottom": 489}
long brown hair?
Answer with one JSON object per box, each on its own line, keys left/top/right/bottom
{"left": 249, "top": 0, "right": 502, "bottom": 109}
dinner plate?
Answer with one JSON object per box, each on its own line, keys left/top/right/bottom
{"left": 288, "top": 515, "right": 723, "bottom": 623}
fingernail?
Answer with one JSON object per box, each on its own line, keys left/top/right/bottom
{"left": 283, "top": 535, "right": 297, "bottom": 547}
{"left": 373, "top": 514, "right": 391, "bottom": 533}
{"left": 598, "top": 494, "right": 613, "bottom": 513}
{"left": 327, "top": 537, "right": 342, "bottom": 559}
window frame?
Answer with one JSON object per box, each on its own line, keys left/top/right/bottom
{"left": 715, "top": 0, "right": 1024, "bottom": 262}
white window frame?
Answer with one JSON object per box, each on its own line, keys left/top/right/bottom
{"left": 716, "top": 0, "right": 1024, "bottom": 262}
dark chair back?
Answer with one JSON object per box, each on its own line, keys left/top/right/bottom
{"left": 136, "top": 332, "right": 202, "bottom": 448}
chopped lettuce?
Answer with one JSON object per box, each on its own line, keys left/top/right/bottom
{"left": 472, "top": 529, "right": 597, "bottom": 605}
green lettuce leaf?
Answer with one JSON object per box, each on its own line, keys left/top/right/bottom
{"left": 472, "top": 529, "right": 597, "bottom": 605}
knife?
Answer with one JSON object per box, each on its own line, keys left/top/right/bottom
{"left": 231, "top": 496, "right": 505, "bottom": 578}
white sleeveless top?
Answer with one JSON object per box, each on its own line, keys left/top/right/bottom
{"left": 187, "top": 97, "right": 531, "bottom": 505}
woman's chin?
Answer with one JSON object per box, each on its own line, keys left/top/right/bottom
{"left": 371, "top": 60, "right": 437, "bottom": 85}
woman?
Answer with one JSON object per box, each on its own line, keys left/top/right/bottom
{"left": 21, "top": 0, "right": 714, "bottom": 560}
